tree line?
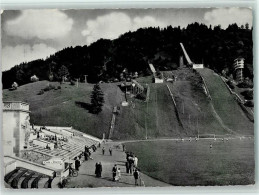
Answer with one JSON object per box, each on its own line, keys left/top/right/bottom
{"left": 2, "top": 22, "right": 253, "bottom": 89}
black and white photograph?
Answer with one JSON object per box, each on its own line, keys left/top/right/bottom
{"left": 1, "top": 7, "right": 254, "bottom": 189}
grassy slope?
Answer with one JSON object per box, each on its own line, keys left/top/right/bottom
{"left": 113, "top": 83, "right": 184, "bottom": 140}
{"left": 3, "top": 67, "right": 252, "bottom": 140}
{"left": 166, "top": 68, "right": 230, "bottom": 136}
{"left": 3, "top": 81, "right": 125, "bottom": 139}
{"left": 125, "top": 139, "right": 254, "bottom": 186}
{"left": 197, "top": 68, "right": 254, "bottom": 135}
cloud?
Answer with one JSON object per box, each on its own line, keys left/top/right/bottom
{"left": 81, "top": 12, "right": 166, "bottom": 45}
{"left": 204, "top": 8, "right": 252, "bottom": 29}
{"left": 5, "top": 10, "right": 73, "bottom": 40}
{"left": 2, "top": 44, "right": 57, "bottom": 71}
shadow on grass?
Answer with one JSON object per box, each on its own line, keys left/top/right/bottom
{"left": 75, "top": 101, "right": 92, "bottom": 112}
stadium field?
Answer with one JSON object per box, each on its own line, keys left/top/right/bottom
{"left": 124, "top": 138, "right": 254, "bottom": 186}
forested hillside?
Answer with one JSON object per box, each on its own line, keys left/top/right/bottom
{"left": 2, "top": 23, "right": 253, "bottom": 89}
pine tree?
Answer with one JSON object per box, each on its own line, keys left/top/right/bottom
{"left": 90, "top": 84, "right": 104, "bottom": 114}
{"left": 58, "top": 65, "right": 69, "bottom": 83}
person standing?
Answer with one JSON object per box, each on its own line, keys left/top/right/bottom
{"left": 112, "top": 164, "right": 117, "bottom": 181}
{"left": 102, "top": 147, "right": 105, "bottom": 155}
{"left": 117, "top": 168, "right": 121, "bottom": 181}
{"left": 125, "top": 161, "right": 130, "bottom": 174}
{"left": 75, "top": 157, "right": 80, "bottom": 171}
{"left": 97, "top": 162, "right": 102, "bottom": 177}
{"left": 109, "top": 147, "right": 112, "bottom": 156}
{"left": 122, "top": 144, "right": 125, "bottom": 151}
{"left": 133, "top": 169, "right": 139, "bottom": 186}
{"left": 95, "top": 162, "right": 98, "bottom": 177}
{"left": 84, "top": 151, "right": 89, "bottom": 161}
{"left": 129, "top": 160, "right": 133, "bottom": 174}
{"left": 134, "top": 156, "right": 138, "bottom": 168}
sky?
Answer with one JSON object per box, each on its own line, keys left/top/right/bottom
{"left": 1, "top": 8, "right": 253, "bottom": 71}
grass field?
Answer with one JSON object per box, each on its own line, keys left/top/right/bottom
{"left": 198, "top": 68, "right": 253, "bottom": 135}
{"left": 124, "top": 138, "right": 254, "bottom": 186}
{"left": 3, "top": 81, "right": 125, "bottom": 138}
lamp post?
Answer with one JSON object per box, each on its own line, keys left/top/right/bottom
{"left": 145, "top": 83, "right": 148, "bottom": 140}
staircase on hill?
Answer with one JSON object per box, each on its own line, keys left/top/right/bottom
{"left": 108, "top": 106, "right": 118, "bottom": 139}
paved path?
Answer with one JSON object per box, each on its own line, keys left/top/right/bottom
{"left": 66, "top": 141, "right": 170, "bottom": 188}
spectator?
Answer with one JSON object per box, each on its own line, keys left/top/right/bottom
{"left": 133, "top": 169, "right": 139, "bottom": 186}
{"left": 84, "top": 151, "right": 89, "bottom": 161}
{"left": 112, "top": 164, "right": 117, "bottom": 181}
{"left": 126, "top": 152, "right": 130, "bottom": 161}
{"left": 102, "top": 147, "right": 105, "bottom": 155}
{"left": 109, "top": 147, "right": 112, "bottom": 156}
{"left": 75, "top": 157, "right": 80, "bottom": 171}
{"left": 85, "top": 146, "right": 89, "bottom": 153}
{"left": 95, "top": 163, "right": 98, "bottom": 177}
{"left": 133, "top": 156, "right": 138, "bottom": 168}
{"left": 116, "top": 168, "right": 121, "bottom": 181}
{"left": 92, "top": 145, "right": 97, "bottom": 152}
{"left": 129, "top": 160, "right": 133, "bottom": 174}
{"left": 125, "top": 161, "right": 130, "bottom": 174}
{"left": 95, "top": 162, "right": 102, "bottom": 178}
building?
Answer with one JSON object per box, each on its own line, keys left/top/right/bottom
{"left": 233, "top": 57, "right": 245, "bottom": 83}
{"left": 3, "top": 101, "right": 102, "bottom": 188}
{"left": 193, "top": 64, "right": 204, "bottom": 69}
{"left": 3, "top": 101, "right": 31, "bottom": 157}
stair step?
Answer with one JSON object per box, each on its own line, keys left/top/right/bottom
{"left": 4, "top": 168, "right": 20, "bottom": 183}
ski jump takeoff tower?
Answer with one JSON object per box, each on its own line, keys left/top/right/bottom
{"left": 180, "top": 43, "right": 193, "bottom": 66}
{"left": 233, "top": 57, "right": 245, "bottom": 83}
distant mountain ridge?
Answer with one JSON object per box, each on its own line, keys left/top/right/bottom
{"left": 2, "top": 23, "right": 253, "bottom": 89}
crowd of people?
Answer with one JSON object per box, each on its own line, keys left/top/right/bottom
{"left": 94, "top": 143, "right": 143, "bottom": 186}
{"left": 65, "top": 142, "right": 143, "bottom": 186}
{"left": 125, "top": 152, "right": 138, "bottom": 173}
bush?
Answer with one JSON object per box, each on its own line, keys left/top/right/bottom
{"left": 237, "top": 82, "right": 253, "bottom": 88}
{"left": 226, "top": 80, "right": 235, "bottom": 89}
{"left": 240, "top": 90, "right": 253, "bottom": 100}
{"left": 43, "top": 84, "right": 56, "bottom": 92}
{"left": 70, "top": 80, "right": 75, "bottom": 85}
{"left": 244, "top": 100, "right": 254, "bottom": 107}
{"left": 37, "top": 90, "right": 44, "bottom": 95}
